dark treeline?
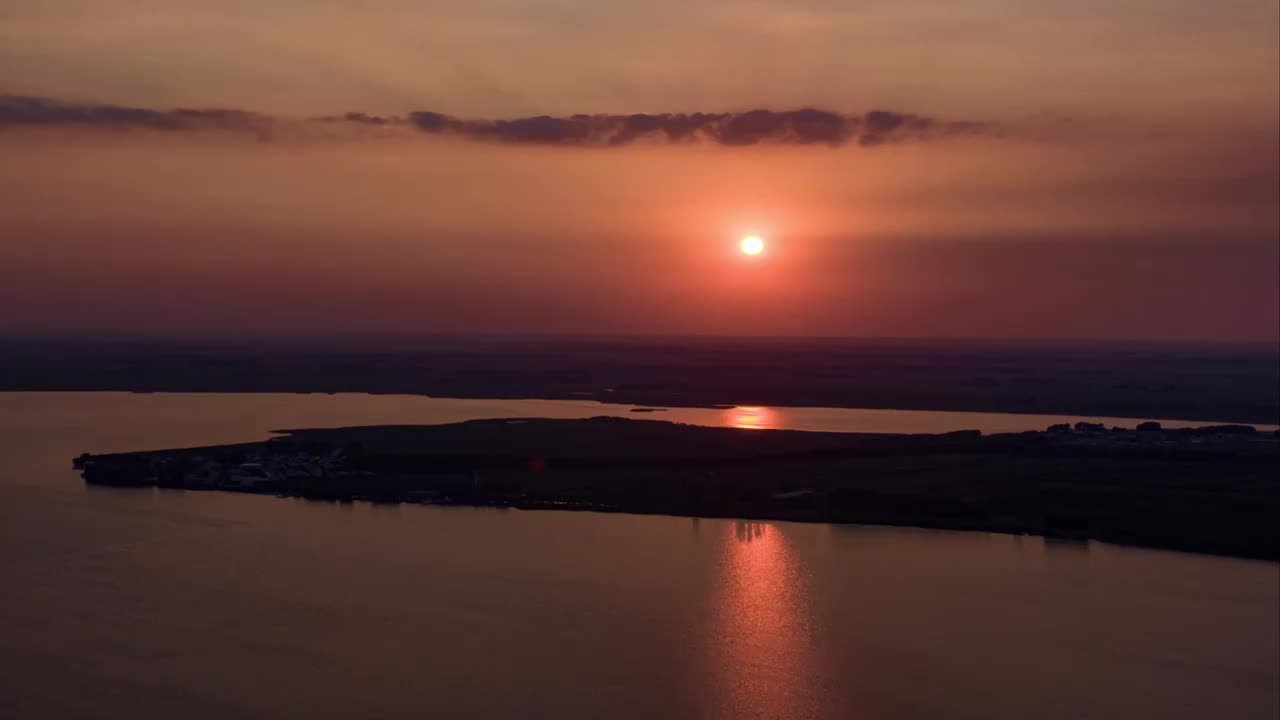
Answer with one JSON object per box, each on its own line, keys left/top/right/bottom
{"left": 8, "top": 334, "right": 1279, "bottom": 424}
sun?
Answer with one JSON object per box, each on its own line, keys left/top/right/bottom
{"left": 740, "top": 235, "right": 764, "bottom": 256}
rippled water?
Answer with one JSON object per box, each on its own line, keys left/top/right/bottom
{"left": 1, "top": 392, "right": 1276, "bottom": 719}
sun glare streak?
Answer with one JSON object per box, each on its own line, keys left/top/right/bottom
{"left": 725, "top": 405, "right": 777, "bottom": 430}
{"left": 705, "top": 522, "right": 822, "bottom": 719}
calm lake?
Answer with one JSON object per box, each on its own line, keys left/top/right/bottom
{"left": 1, "top": 392, "right": 1277, "bottom": 719}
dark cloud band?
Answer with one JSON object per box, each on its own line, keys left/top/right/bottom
{"left": 0, "top": 95, "right": 272, "bottom": 133}
{"left": 2, "top": 95, "right": 991, "bottom": 147}
{"left": 407, "top": 108, "right": 990, "bottom": 147}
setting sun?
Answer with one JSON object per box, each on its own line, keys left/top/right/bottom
{"left": 741, "top": 236, "right": 764, "bottom": 256}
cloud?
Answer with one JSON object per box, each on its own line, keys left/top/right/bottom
{"left": 408, "top": 108, "right": 992, "bottom": 147}
{"left": 315, "top": 112, "right": 404, "bottom": 126}
{"left": 1, "top": 95, "right": 992, "bottom": 147}
{"left": 0, "top": 95, "right": 173, "bottom": 128}
{"left": 0, "top": 95, "right": 276, "bottom": 138}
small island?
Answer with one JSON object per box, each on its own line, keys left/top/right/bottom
{"left": 75, "top": 417, "right": 1280, "bottom": 560}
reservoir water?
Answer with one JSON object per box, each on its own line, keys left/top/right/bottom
{"left": 1, "top": 392, "right": 1276, "bottom": 719}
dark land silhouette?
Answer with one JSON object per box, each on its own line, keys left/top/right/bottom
{"left": 77, "top": 416, "right": 1280, "bottom": 560}
{"left": 6, "top": 333, "right": 1278, "bottom": 424}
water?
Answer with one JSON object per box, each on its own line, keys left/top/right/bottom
{"left": 1, "top": 392, "right": 1277, "bottom": 719}
{"left": 2, "top": 391, "right": 1273, "bottom": 462}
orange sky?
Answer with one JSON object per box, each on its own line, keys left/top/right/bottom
{"left": 1, "top": 0, "right": 1277, "bottom": 340}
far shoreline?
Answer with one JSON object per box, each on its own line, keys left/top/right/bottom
{"left": 5, "top": 334, "right": 1276, "bottom": 425}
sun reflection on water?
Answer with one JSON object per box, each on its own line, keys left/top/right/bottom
{"left": 724, "top": 405, "right": 778, "bottom": 430}
{"left": 705, "top": 521, "right": 823, "bottom": 719}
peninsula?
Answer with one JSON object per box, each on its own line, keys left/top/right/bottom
{"left": 75, "top": 417, "right": 1280, "bottom": 560}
